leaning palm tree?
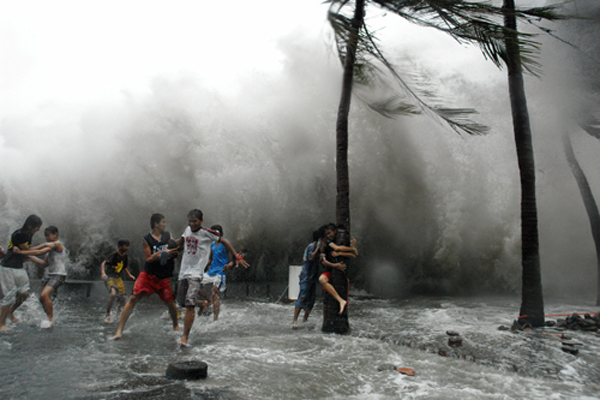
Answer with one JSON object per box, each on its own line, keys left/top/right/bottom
{"left": 563, "top": 122, "right": 600, "bottom": 306}
{"left": 324, "top": 0, "right": 562, "bottom": 331}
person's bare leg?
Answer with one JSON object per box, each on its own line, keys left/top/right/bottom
{"left": 0, "top": 305, "right": 12, "bottom": 331}
{"left": 319, "top": 276, "right": 346, "bottom": 315}
{"left": 196, "top": 288, "right": 210, "bottom": 316}
{"left": 179, "top": 306, "right": 195, "bottom": 347}
{"left": 302, "top": 308, "right": 312, "bottom": 323}
{"left": 115, "top": 296, "right": 127, "bottom": 321}
{"left": 113, "top": 294, "right": 141, "bottom": 339}
{"left": 105, "top": 289, "right": 117, "bottom": 323}
{"left": 9, "top": 291, "right": 29, "bottom": 323}
{"left": 166, "top": 301, "right": 180, "bottom": 332}
{"left": 292, "top": 306, "right": 301, "bottom": 329}
{"left": 39, "top": 286, "right": 55, "bottom": 323}
{"left": 211, "top": 286, "right": 220, "bottom": 321}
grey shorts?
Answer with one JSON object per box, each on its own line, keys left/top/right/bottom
{"left": 0, "top": 266, "right": 30, "bottom": 306}
{"left": 41, "top": 275, "right": 66, "bottom": 291}
{"left": 176, "top": 278, "right": 202, "bottom": 307}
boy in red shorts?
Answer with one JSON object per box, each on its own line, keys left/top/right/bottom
{"left": 113, "top": 214, "right": 180, "bottom": 340}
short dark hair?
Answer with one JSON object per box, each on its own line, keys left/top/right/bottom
{"left": 187, "top": 209, "right": 203, "bottom": 221}
{"left": 325, "top": 223, "right": 336, "bottom": 232}
{"left": 312, "top": 229, "right": 322, "bottom": 242}
{"left": 22, "top": 214, "right": 43, "bottom": 231}
{"left": 118, "top": 238, "right": 130, "bottom": 247}
{"left": 44, "top": 226, "right": 58, "bottom": 235}
{"left": 150, "top": 213, "right": 165, "bottom": 229}
{"left": 210, "top": 224, "right": 223, "bottom": 236}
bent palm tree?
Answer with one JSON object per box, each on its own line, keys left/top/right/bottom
{"left": 565, "top": 121, "right": 600, "bottom": 306}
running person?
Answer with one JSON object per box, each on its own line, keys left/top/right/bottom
{"left": 176, "top": 210, "right": 242, "bottom": 347}
{"left": 197, "top": 224, "right": 248, "bottom": 321}
{"left": 113, "top": 214, "right": 180, "bottom": 340}
{"left": 101, "top": 239, "right": 134, "bottom": 324}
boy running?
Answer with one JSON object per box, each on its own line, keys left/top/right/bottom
{"left": 101, "top": 239, "right": 135, "bottom": 324}
{"left": 113, "top": 214, "right": 180, "bottom": 340}
{"left": 176, "top": 210, "right": 242, "bottom": 347}
{"left": 197, "top": 224, "right": 248, "bottom": 321}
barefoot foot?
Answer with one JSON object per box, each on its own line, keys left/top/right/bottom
{"left": 112, "top": 331, "right": 123, "bottom": 340}
{"left": 104, "top": 316, "right": 112, "bottom": 324}
{"left": 291, "top": 321, "right": 299, "bottom": 330}
{"left": 41, "top": 320, "right": 54, "bottom": 329}
{"left": 9, "top": 315, "right": 19, "bottom": 324}
{"left": 338, "top": 300, "right": 347, "bottom": 315}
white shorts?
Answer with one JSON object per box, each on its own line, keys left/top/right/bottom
{"left": 202, "top": 273, "right": 225, "bottom": 292}
{"left": 0, "top": 266, "right": 30, "bottom": 306}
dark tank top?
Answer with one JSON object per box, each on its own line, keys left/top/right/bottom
{"left": 143, "top": 231, "right": 174, "bottom": 279}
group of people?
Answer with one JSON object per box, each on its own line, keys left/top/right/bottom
{"left": 0, "top": 210, "right": 248, "bottom": 347}
{"left": 111, "top": 210, "right": 248, "bottom": 347}
{"left": 291, "top": 223, "right": 358, "bottom": 329}
{"left": 0, "top": 215, "right": 65, "bottom": 330}
{"left": 0, "top": 214, "right": 359, "bottom": 343}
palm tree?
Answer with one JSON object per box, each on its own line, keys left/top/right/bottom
{"left": 325, "top": 0, "right": 562, "bottom": 330}
{"left": 564, "top": 122, "right": 600, "bottom": 306}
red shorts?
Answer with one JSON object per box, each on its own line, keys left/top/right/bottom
{"left": 320, "top": 272, "right": 332, "bottom": 294}
{"left": 133, "top": 271, "right": 174, "bottom": 304}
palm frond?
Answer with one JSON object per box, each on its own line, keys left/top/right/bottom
{"left": 330, "top": 0, "right": 564, "bottom": 75}
{"left": 580, "top": 118, "right": 600, "bottom": 140}
{"left": 325, "top": 0, "right": 566, "bottom": 135}
{"left": 364, "top": 97, "right": 421, "bottom": 117}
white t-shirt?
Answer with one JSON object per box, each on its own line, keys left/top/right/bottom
{"left": 178, "top": 226, "right": 220, "bottom": 280}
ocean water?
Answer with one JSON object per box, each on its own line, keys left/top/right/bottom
{"left": 0, "top": 284, "right": 598, "bottom": 399}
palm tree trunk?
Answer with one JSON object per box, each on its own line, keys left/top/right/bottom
{"left": 335, "top": 0, "right": 364, "bottom": 232}
{"left": 503, "top": 0, "right": 545, "bottom": 326}
{"left": 323, "top": 0, "right": 365, "bottom": 334}
{"left": 563, "top": 131, "right": 600, "bottom": 305}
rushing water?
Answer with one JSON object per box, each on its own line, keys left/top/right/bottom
{"left": 0, "top": 283, "right": 599, "bottom": 400}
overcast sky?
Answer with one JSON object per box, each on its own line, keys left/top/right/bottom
{"left": 0, "top": 1, "right": 332, "bottom": 116}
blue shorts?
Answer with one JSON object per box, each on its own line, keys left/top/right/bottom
{"left": 295, "top": 280, "right": 317, "bottom": 311}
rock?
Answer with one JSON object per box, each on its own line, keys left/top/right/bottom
{"left": 544, "top": 320, "right": 556, "bottom": 327}
{"left": 510, "top": 320, "right": 520, "bottom": 332}
{"left": 497, "top": 325, "right": 510, "bottom": 331}
{"left": 448, "top": 337, "right": 462, "bottom": 347}
{"left": 561, "top": 345, "right": 579, "bottom": 355}
{"left": 377, "top": 364, "right": 396, "bottom": 372}
{"left": 510, "top": 319, "right": 532, "bottom": 332}
{"left": 446, "top": 330, "right": 460, "bottom": 336}
{"left": 166, "top": 361, "right": 208, "bottom": 380}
